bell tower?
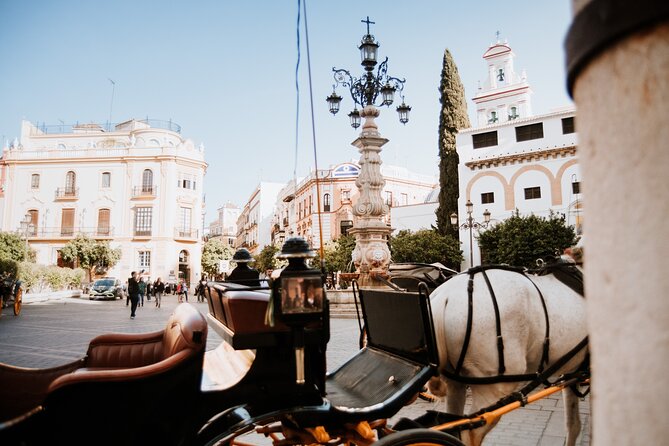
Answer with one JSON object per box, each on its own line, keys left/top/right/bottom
{"left": 473, "top": 34, "right": 532, "bottom": 127}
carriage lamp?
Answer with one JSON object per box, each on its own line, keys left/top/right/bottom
{"left": 274, "top": 237, "right": 325, "bottom": 385}
{"left": 328, "top": 17, "right": 411, "bottom": 127}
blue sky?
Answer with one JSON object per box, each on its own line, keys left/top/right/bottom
{"left": 0, "top": 0, "right": 574, "bottom": 221}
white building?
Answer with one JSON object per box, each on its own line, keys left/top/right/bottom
{"left": 456, "top": 39, "right": 581, "bottom": 268}
{"left": 0, "top": 119, "right": 207, "bottom": 287}
{"left": 236, "top": 182, "right": 285, "bottom": 254}
{"left": 208, "top": 202, "right": 240, "bottom": 247}
{"left": 271, "top": 162, "right": 437, "bottom": 248}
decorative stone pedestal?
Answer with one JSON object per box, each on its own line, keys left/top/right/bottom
{"left": 349, "top": 106, "right": 392, "bottom": 288}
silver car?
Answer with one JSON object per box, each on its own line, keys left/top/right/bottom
{"left": 89, "top": 278, "right": 123, "bottom": 300}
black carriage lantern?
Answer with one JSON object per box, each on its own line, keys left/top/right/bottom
{"left": 328, "top": 16, "right": 411, "bottom": 128}
{"left": 273, "top": 237, "right": 325, "bottom": 384}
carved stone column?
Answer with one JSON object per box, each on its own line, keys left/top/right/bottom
{"left": 348, "top": 106, "right": 392, "bottom": 287}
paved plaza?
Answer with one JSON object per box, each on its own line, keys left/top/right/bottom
{"left": 0, "top": 295, "right": 589, "bottom": 445}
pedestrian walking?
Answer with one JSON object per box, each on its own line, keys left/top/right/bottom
{"left": 176, "top": 281, "right": 183, "bottom": 303}
{"left": 127, "top": 271, "right": 140, "bottom": 319}
{"left": 182, "top": 281, "right": 189, "bottom": 302}
{"left": 196, "top": 275, "right": 208, "bottom": 302}
{"left": 153, "top": 278, "right": 164, "bottom": 308}
{"left": 138, "top": 276, "right": 146, "bottom": 307}
{"left": 146, "top": 280, "right": 152, "bottom": 302}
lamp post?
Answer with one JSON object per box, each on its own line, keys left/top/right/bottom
{"left": 326, "top": 17, "right": 411, "bottom": 287}
{"left": 19, "top": 213, "right": 34, "bottom": 259}
{"left": 450, "top": 200, "right": 491, "bottom": 268}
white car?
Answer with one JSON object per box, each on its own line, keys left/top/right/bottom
{"left": 89, "top": 278, "right": 123, "bottom": 300}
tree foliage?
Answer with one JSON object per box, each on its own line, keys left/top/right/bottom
{"left": 390, "top": 229, "right": 463, "bottom": 265}
{"left": 59, "top": 235, "right": 121, "bottom": 281}
{"left": 0, "top": 231, "right": 30, "bottom": 262}
{"left": 201, "top": 238, "right": 234, "bottom": 276}
{"left": 476, "top": 211, "right": 580, "bottom": 268}
{"left": 324, "top": 234, "right": 356, "bottom": 274}
{"left": 254, "top": 243, "right": 281, "bottom": 275}
{"left": 435, "top": 49, "right": 470, "bottom": 265}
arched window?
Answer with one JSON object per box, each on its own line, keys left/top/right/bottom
{"left": 509, "top": 106, "right": 519, "bottom": 120}
{"left": 31, "top": 174, "right": 40, "bottom": 189}
{"left": 179, "top": 250, "right": 189, "bottom": 264}
{"left": 323, "top": 193, "right": 331, "bottom": 212}
{"left": 65, "top": 171, "right": 76, "bottom": 196}
{"left": 101, "top": 172, "right": 111, "bottom": 188}
{"left": 27, "top": 209, "right": 38, "bottom": 236}
{"left": 488, "top": 111, "right": 498, "bottom": 124}
{"left": 97, "top": 209, "right": 111, "bottom": 236}
{"left": 142, "top": 169, "right": 153, "bottom": 193}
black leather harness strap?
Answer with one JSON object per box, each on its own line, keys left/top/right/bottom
{"left": 521, "top": 273, "right": 551, "bottom": 373}
{"left": 480, "top": 270, "right": 505, "bottom": 375}
{"left": 454, "top": 273, "right": 475, "bottom": 376}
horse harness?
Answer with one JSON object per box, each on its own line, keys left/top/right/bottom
{"left": 442, "top": 264, "right": 588, "bottom": 387}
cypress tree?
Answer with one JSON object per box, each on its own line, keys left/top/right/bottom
{"left": 436, "top": 49, "right": 470, "bottom": 246}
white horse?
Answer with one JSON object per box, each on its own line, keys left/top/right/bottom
{"left": 428, "top": 265, "right": 587, "bottom": 446}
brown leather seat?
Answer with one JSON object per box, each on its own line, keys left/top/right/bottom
{"left": 0, "top": 303, "right": 207, "bottom": 444}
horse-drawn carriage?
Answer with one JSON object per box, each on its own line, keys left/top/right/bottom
{"left": 0, "top": 242, "right": 588, "bottom": 446}
{"left": 0, "top": 273, "right": 23, "bottom": 317}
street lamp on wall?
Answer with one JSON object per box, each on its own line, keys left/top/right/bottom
{"left": 450, "top": 200, "right": 491, "bottom": 268}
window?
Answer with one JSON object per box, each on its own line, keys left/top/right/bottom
{"left": 524, "top": 187, "right": 542, "bottom": 200}
{"left": 142, "top": 169, "right": 153, "bottom": 193}
{"left": 340, "top": 220, "right": 353, "bottom": 236}
{"left": 323, "top": 193, "right": 331, "bottom": 212}
{"left": 61, "top": 208, "right": 75, "bottom": 236}
{"left": 488, "top": 111, "right": 498, "bottom": 124}
{"left": 179, "top": 207, "right": 192, "bottom": 232}
{"left": 472, "top": 131, "right": 498, "bottom": 149}
{"left": 497, "top": 68, "right": 505, "bottom": 81}
{"left": 299, "top": 202, "right": 303, "bottom": 219}
{"left": 481, "top": 192, "right": 495, "bottom": 204}
{"left": 65, "top": 171, "right": 76, "bottom": 195}
{"left": 341, "top": 190, "right": 350, "bottom": 201}
{"left": 385, "top": 191, "right": 393, "bottom": 206}
{"left": 27, "top": 210, "right": 38, "bottom": 236}
{"left": 178, "top": 174, "right": 197, "bottom": 190}
{"left": 134, "top": 207, "right": 152, "bottom": 236}
{"left": 31, "top": 174, "right": 40, "bottom": 189}
{"left": 572, "top": 182, "right": 581, "bottom": 194}
{"left": 308, "top": 196, "right": 312, "bottom": 214}
{"left": 401, "top": 193, "right": 408, "bottom": 206}
{"left": 138, "top": 251, "right": 151, "bottom": 269}
{"left": 562, "top": 117, "right": 575, "bottom": 134}
{"left": 101, "top": 172, "right": 111, "bottom": 188}
{"left": 515, "top": 123, "right": 544, "bottom": 142}
{"left": 97, "top": 209, "right": 110, "bottom": 236}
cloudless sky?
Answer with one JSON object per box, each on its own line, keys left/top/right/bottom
{"left": 0, "top": 0, "right": 574, "bottom": 222}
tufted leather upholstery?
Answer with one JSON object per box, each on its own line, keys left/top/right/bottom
{"left": 48, "top": 303, "right": 207, "bottom": 391}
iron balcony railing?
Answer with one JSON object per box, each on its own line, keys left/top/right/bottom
{"left": 132, "top": 185, "right": 158, "bottom": 197}
{"left": 174, "top": 228, "right": 198, "bottom": 239}
{"left": 28, "top": 119, "right": 181, "bottom": 135}
{"left": 55, "top": 187, "right": 79, "bottom": 199}
{"left": 25, "top": 227, "right": 115, "bottom": 238}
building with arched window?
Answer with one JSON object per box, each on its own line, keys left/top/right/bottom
{"left": 0, "top": 118, "right": 207, "bottom": 288}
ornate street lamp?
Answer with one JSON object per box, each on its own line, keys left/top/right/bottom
{"left": 327, "top": 16, "right": 410, "bottom": 128}
{"left": 19, "top": 213, "right": 33, "bottom": 255}
{"left": 450, "top": 200, "right": 491, "bottom": 268}
{"left": 326, "top": 17, "right": 410, "bottom": 287}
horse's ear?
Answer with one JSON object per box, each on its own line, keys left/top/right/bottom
{"left": 426, "top": 376, "right": 447, "bottom": 397}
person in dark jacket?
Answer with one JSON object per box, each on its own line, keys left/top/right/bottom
{"left": 127, "top": 271, "right": 140, "bottom": 319}
{"left": 227, "top": 248, "right": 260, "bottom": 287}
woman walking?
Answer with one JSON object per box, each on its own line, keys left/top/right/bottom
{"left": 153, "top": 278, "right": 165, "bottom": 308}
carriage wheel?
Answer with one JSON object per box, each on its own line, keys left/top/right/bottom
{"left": 373, "top": 429, "right": 464, "bottom": 446}
{"left": 13, "top": 288, "right": 22, "bottom": 316}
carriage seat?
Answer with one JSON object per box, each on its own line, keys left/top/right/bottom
{"left": 207, "top": 282, "right": 286, "bottom": 334}
{"left": 48, "top": 303, "right": 207, "bottom": 391}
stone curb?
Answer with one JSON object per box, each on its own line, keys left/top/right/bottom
{"left": 23, "top": 290, "right": 83, "bottom": 304}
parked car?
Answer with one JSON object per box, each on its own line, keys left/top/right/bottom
{"left": 88, "top": 278, "right": 123, "bottom": 300}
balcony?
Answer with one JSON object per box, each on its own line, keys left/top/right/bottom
{"left": 174, "top": 228, "right": 198, "bottom": 241}
{"left": 26, "top": 227, "right": 115, "bottom": 239}
{"left": 54, "top": 187, "right": 79, "bottom": 200}
{"left": 132, "top": 185, "right": 158, "bottom": 199}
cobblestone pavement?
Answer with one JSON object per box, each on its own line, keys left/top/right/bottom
{"left": 0, "top": 295, "right": 589, "bottom": 445}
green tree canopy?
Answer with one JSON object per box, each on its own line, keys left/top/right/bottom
{"left": 324, "top": 234, "right": 356, "bottom": 274}
{"left": 254, "top": 243, "right": 280, "bottom": 275}
{"left": 476, "top": 210, "right": 579, "bottom": 268}
{"left": 0, "top": 231, "right": 30, "bottom": 263}
{"left": 390, "top": 229, "right": 463, "bottom": 265}
{"left": 59, "top": 235, "right": 121, "bottom": 281}
{"left": 436, "top": 48, "right": 470, "bottom": 250}
{"left": 201, "top": 238, "right": 234, "bottom": 276}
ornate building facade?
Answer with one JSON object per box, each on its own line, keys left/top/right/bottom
{"left": 0, "top": 119, "right": 207, "bottom": 287}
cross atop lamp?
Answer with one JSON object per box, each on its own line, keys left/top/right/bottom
{"left": 450, "top": 200, "right": 491, "bottom": 268}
